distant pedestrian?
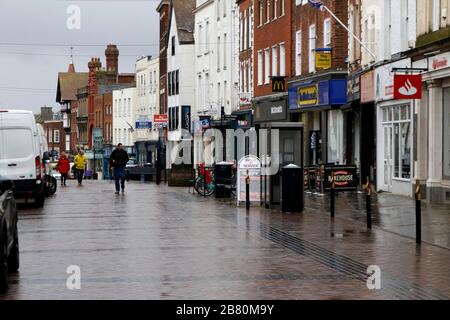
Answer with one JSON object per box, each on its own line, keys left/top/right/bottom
{"left": 74, "top": 150, "right": 87, "bottom": 186}
{"left": 110, "top": 143, "right": 129, "bottom": 194}
{"left": 57, "top": 152, "right": 70, "bottom": 186}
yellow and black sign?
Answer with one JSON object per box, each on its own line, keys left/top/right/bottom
{"left": 271, "top": 76, "right": 286, "bottom": 92}
{"left": 298, "top": 85, "right": 319, "bottom": 106}
{"left": 315, "top": 51, "right": 332, "bottom": 70}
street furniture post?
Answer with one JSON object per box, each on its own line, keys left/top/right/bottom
{"left": 246, "top": 170, "right": 250, "bottom": 211}
{"left": 364, "top": 176, "right": 372, "bottom": 230}
{"left": 415, "top": 179, "right": 422, "bottom": 244}
{"left": 330, "top": 172, "right": 335, "bottom": 218}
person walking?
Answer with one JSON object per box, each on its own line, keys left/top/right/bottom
{"left": 57, "top": 152, "right": 70, "bottom": 186}
{"left": 74, "top": 150, "right": 87, "bottom": 186}
{"left": 110, "top": 143, "right": 129, "bottom": 194}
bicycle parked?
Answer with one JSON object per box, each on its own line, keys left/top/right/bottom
{"left": 193, "top": 162, "right": 237, "bottom": 198}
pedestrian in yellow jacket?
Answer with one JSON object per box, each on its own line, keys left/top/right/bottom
{"left": 74, "top": 150, "right": 87, "bottom": 186}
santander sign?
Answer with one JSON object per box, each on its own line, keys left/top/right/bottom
{"left": 394, "top": 74, "right": 422, "bottom": 100}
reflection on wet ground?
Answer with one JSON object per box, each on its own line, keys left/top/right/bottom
{"left": 1, "top": 180, "right": 449, "bottom": 300}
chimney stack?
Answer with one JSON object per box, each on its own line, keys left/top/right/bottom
{"left": 105, "top": 44, "right": 119, "bottom": 74}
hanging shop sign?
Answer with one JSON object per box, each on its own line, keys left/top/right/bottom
{"left": 323, "top": 165, "right": 358, "bottom": 192}
{"left": 272, "top": 76, "right": 287, "bottom": 92}
{"left": 199, "top": 116, "right": 211, "bottom": 129}
{"left": 315, "top": 49, "right": 332, "bottom": 70}
{"left": 393, "top": 74, "right": 422, "bottom": 100}
{"left": 154, "top": 114, "right": 168, "bottom": 124}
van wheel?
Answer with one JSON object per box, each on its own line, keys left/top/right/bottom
{"left": 0, "top": 222, "right": 8, "bottom": 293}
{"left": 49, "top": 177, "right": 57, "bottom": 195}
{"left": 35, "top": 193, "right": 45, "bottom": 208}
{"left": 8, "top": 222, "right": 19, "bottom": 272}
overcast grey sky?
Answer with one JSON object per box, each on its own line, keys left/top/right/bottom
{"left": 0, "top": 0, "right": 160, "bottom": 114}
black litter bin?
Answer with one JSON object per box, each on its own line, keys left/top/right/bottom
{"left": 281, "top": 164, "right": 304, "bottom": 213}
{"left": 214, "top": 162, "right": 233, "bottom": 199}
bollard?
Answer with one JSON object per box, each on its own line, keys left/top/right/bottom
{"left": 415, "top": 179, "right": 422, "bottom": 245}
{"left": 246, "top": 171, "right": 250, "bottom": 211}
{"left": 330, "top": 172, "right": 335, "bottom": 218}
{"left": 364, "top": 177, "right": 372, "bottom": 230}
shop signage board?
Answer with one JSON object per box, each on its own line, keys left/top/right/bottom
{"left": 315, "top": 49, "right": 332, "bottom": 70}
{"left": 298, "top": 85, "right": 319, "bottom": 106}
{"left": 288, "top": 79, "right": 347, "bottom": 110}
{"left": 361, "top": 70, "right": 375, "bottom": 103}
{"left": 154, "top": 114, "right": 168, "bottom": 124}
{"left": 323, "top": 165, "right": 358, "bottom": 192}
{"left": 393, "top": 74, "right": 422, "bottom": 100}
{"left": 272, "top": 76, "right": 287, "bottom": 92}
{"left": 92, "top": 128, "right": 103, "bottom": 150}
{"left": 135, "top": 121, "right": 152, "bottom": 129}
{"left": 254, "top": 99, "right": 287, "bottom": 122}
{"left": 237, "top": 155, "right": 262, "bottom": 206}
{"left": 429, "top": 51, "right": 449, "bottom": 71}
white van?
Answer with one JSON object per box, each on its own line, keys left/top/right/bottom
{"left": 0, "top": 110, "right": 49, "bottom": 207}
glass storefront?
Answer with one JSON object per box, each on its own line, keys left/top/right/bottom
{"left": 327, "top": 110, "right": 344, "bottom": 164}
{"left": 381, "top": 103, "right": 412, "bottom": 190}
{"left": 444, "top": 87, "right": 450, "bottom": 179}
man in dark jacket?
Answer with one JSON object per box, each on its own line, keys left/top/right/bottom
{"left": 110, "top": 143, "right": 130, "bottom": 194}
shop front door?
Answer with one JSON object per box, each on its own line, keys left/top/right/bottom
{"left": 383, "top": 125, "right": 393, "bottom": 192}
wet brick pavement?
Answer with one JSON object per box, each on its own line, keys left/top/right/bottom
{"left": 1, "top": 180, "right": 449, "bottom": 300}
{"left": 304, "top": 192, "right": 450, "bottom": 249}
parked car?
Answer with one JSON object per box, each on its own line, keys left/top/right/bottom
{"left": 0, "top": 110, "right": 49, "bottom": 207}
{"left": 125, "top": 159, "right": 156, "bottom": 181}
{"left": 0, "top": 179, "right": 20, "bottom": 293}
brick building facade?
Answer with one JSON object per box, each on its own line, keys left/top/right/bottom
{"left": 237, "top": 0, "right": 254, "bottom": 110}
{"left": 43, "top": 120, "right": 65, "bottom": 155}
{"left": 157, "top": 0, "right": 172, "bottom": 116}
{"left": 253, "top": 0, "right": 293, "bottom": 99}
{"left": 288, "top": 0, "right": 348, "bottom": 167}
{"left": 86, "top": 45, "right": 135, "bottom": 149}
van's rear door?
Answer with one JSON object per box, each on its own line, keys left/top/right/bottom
{"left": 0, "top": 125, "right": 36, "bottom": 180}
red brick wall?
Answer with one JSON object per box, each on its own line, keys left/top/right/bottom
{"left": 158, "top": 2, "right": 171, "bottom": 115}
{"left": 292, "top": 0, "right": 348, "bottom": 76}
{"left": 253, "top": 0, "right": 293, "bottom": 98}
{"left": 238, "top": 0, "right": 254, "bottom": 100}
{"left": 43, "top": 121, "right": 65, "bottom": 154}
{"left": 70, "top": 101, "right": 78, "bottom": 152}
{"left": 102, "top": 92, "right": 113, "bottom": 144}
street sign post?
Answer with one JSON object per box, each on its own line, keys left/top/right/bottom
{"left": 237, "top": 156, "right": 262, "bottom": 207}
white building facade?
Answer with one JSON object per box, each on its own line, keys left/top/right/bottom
{"left": 412, "top": 0, "right": 450, "bottom": 203}
{"left": 193, "top": 0, "right": 240, "bottom": 165}
{"left": 167, "top": 2, "right": 196, "bottom": 168}
{"left": 113, "top": 87, "right": 137, "bottom": 151}
{"left": 374, "top": 0, "right": 417, "bottom": 197}
{"left": 135, "top": 56, "right": 160, "bottom": 165}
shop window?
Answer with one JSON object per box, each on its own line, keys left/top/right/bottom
{"left": 382, "top": 103, "right": 412, "bottom": 180}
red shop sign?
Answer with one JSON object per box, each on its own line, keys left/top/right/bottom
{"left": 154, "top": 114, "right": 168, "bottom": 124}
{"left": 394, "top": 74, "right": 422, "bottom": 100}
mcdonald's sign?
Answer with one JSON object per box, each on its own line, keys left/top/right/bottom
{"left": 272, "top": 76, "right": 286, "bottom": 92}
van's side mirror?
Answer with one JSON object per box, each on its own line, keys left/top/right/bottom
{"left": 43, "top": 152, "right": 50, "bottom": 161}
{"left": 0, "top": 180, "right": 14, "bottom": 193}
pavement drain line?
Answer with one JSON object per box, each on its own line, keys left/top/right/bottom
{"left": 218, "top": 214, "right": 448, "bottom": 300}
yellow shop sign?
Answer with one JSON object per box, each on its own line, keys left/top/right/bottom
{"left": 298, "top": 85, "right": 318, "bottom": 106}
{"left": 315, "top": 51, "right": 332, "bottom": 70}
